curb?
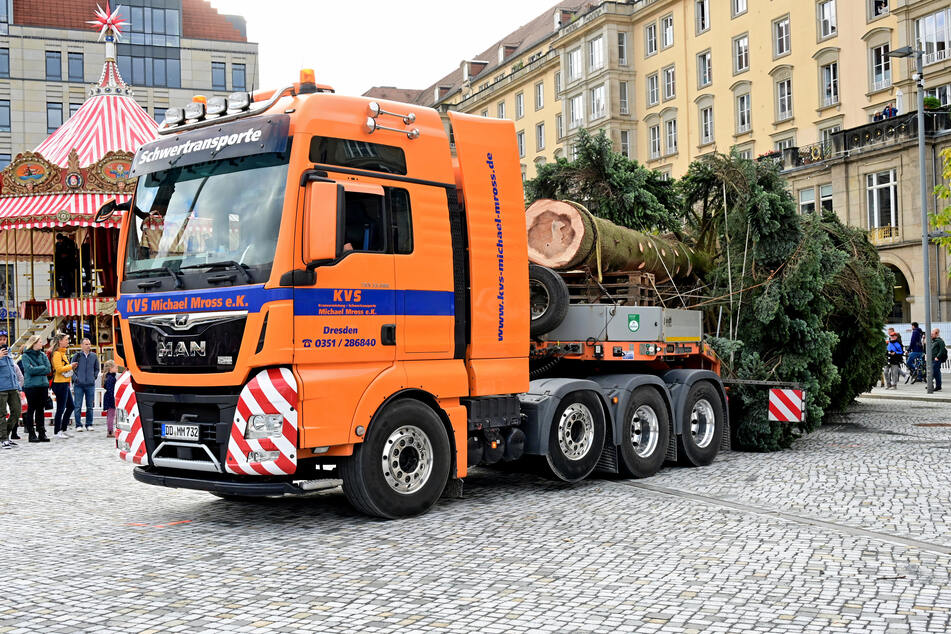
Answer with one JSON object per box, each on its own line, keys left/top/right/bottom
{"left": 859, "top": 394, "right": 951, "bottom": 404}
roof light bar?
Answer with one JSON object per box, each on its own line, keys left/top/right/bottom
{"left": 206, "top": 96, "right": 227, "bottom": 117}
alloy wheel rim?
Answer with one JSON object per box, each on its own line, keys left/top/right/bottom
{"left": 381, "top": 425, "right": 433, "bottom": 494}
{"left": 690, "top": 399, "right": 716, "bottom": 449}
{"left": 557, "top": 403, "right": 594, "bottom": 461}
{"left": 631, "top": 405, "right": 659, "bottom": 458}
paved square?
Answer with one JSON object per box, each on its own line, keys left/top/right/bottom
{"left": 2, "top": 398, "right": 950, "bottom": 632}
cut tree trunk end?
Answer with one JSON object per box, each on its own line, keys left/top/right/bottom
{"left": 525, "top": 199, "right": 706, "bottom": 282}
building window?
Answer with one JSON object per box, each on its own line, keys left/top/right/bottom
{"left": 515, "top": 92, "right": 524, "bottom": 119}
{"left": 697, "top": 51, "right": 712, "bottom": 87}
{"left": 736, "top": 93, "right": 751, "bottom": 133}
{"left": 618, "top": 33, "right": 628, "bottom": 65}
{"left": 663, "top": 66, "right": 676, "bottom": 100}
{"left": 866, "top": 170, "right": 898, "bottom": 228}
{"left": 774, "top": 16, "right": 791, "bottom": 57}
{"left": 820, "top": 184, "right": 834, "bottom": 211}
{"left": 821, "top": 125, "right": 841, "bottom": 143}
{"left": 554, "top": 71, "right": 562, "bottom": 98}
{"left": 734, "top": 35, "right": 749, "bottom": 74}
{"left": 871, "top": 45, "right": 891, "bottom": 91}
{"left": 567, "top": 47, "right": 582, "bottom": 81}
{"left": 569, "top": 94, "right": 583, "bottom": 129}
{"left": 926, "top": 84, "right": 951, "bottom": 106}
{"left": 232, "top": 63, "right": 246, "bottom": 91}
{"left": 872, "top": 0, "right": 888, "bottom": 18}
{"left": 799, "top": 189, "right": 816, "bottom": 214}
{"left": 0, "top": 154, "right": 9, "bottom": 169}
{"left": 0, "top": 2, "right": 7, "bottom": 35}
{"left": 620, "top": 130, "right": 631, "bottom": 158}
{"left": 775, "top": 137, "right": 794, "bottom": 151}
{"left": 0, "top": 101, "right": 9, "bottom": 132}
{"left": 118, "top": 52, "right": 181, "bottom": 88}
{"left": 696, "top": 0, "right": 710, "bottom": 34}
{"left": 649, "top": 124, "right": 661, "bottom": 159}
{"left": 536, "top": 122, "right": 545, "bottom": 151}
{"left": 737, "top": 148, "right": 752, "bottom": 160}
{"left": 69, "top": 103, "right": 82, "bottom": 118}
{"left": 700, "top": 106, "right": 714, "bottom": 145}
{"left": 497, "top": 101, "right": 506, "bottom": 119}
{"left": 46, "top": 51, "right": 62, "bottom": 80}
{"left": 535, "top": 81, "right": 544, "bottom": 110}
{"left": 733, "top": 0, "right": 747, "bottom": 18}
{"left": 916, "top": 9, "right": 951, "bottom": 66}
{"left": 822, "top": 62, "right": 839, "bottom": 107}
{"left": 0, "top": 49, "right": 8, "bottom": 79}
{"left": 776, "top": 78, "right": 793, "bottom": 121}
{"left": 619, "top": 81, "right": 629, "bottom": 115}
{"left": 818, "top": 1, "right": 837, "bottom": 39}
{"left": 556, "top": 113, "right": 564, "bottom": 139}
{"left": 647, "top": 73, "right": 659, "bottom": 106}
{"left": 661, "top": 14, "right": 674, "bottom": 49}
{"left": 211, "top": 62, "right": 226, "bottom": 90}
{"left": 481, "top": 109, "right": 488, "bottom": 118}
{"left": 68, "top": 52, "right": 83, "bottom": 82}
{"left": 588, "top": 36, "right": 603, "bottom": 71}
{"left": 645, "top": 23, "right": 658, "bottom": 56}
{"left": 590, "top": 84, "right": 606, "bottom": 119}
{"left": 665, "top": 118, "right": 678, "bottom": 154}
{"left": 47, "top": 103, "right": 63, "bottom": 133}
{"left": 117, "top": 5, "right": 180, "bottom": 47}
{"left": 517, "top": 131, "right": 525, "bottom": 158}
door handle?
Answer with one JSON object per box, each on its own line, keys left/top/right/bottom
{"left": 381, "top": 324, "right": 396, "bottom": 346}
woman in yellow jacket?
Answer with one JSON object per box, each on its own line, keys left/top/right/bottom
{"left": 50, "top": 334, "right": 76, "bottom": 439}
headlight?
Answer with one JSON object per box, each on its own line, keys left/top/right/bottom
{"left": 116, "top": 409, "right": 131, "bottom": 432}
{"left": 246, "top": 414, "right": 284, "bottom": 439}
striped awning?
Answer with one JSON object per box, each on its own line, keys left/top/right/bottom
{"left": 46, "top": 297, "right": 118, "bottom": 317}
{"left": 0, "top": 192, "right": 127, "bottom": 229}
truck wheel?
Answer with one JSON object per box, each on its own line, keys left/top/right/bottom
{"left": 341, "top": 399, "right": 451, "bottom": 519}
{"left": 529, "top": 263, "right": 569, "bottom": 337}
{"left": 677, "top": 382, "right": 723, "bottom": 467}
{"left": 618, "top": 387, "right": 671, "bottom": 479}
{"left": 545, "top": 391, "right": 605, "bottom": 482}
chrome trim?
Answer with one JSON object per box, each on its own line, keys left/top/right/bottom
{"left": 157, "top": 85, "right": 296, "bottom": 136}
{"left": 129, "top": 310, "right": 248, "bottom": 331}
{"left": 152, "top": 440, "right": 222, "bottom": 473}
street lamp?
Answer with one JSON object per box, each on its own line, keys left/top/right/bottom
{"left": 888, "top": 45, "right": 934, "bottom": 393}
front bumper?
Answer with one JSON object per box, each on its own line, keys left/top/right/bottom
{"left": 133, "top": 466, "right": 306, "bottom": 496}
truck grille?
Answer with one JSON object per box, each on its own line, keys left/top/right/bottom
{"left": 128, "top": 311, "right": 246, "bottom": 374}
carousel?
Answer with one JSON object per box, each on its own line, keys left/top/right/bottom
{"left": 0, "top": 5, "right": 156, "bottom": 354}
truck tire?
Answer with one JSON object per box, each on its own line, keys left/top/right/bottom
{"left": 544, "top": 391, "right": 605, "bottom": 482}
{"left": 529, "top": 263, "right": 569, "bottom": 337}
{"left": 676, "top": 382, "right": 723, "bottom": 467}
{"left": 341, "top": 399, "right": 451, "bottom": 519}
{"left": 617, "top": 387, "right": 671, "bottom": 479}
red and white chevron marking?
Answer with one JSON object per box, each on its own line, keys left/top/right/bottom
{"left": 115, "top": 371, "right": 147, "bottom": 464}
{"left": 768, "top": 388, "right": 805, "bottom": 423}
{"left": 225, "top": 368, "right": 299, "bottom": 476}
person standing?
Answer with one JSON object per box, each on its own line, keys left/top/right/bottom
{"left": 71, "top": 338, "right": 99, "bottom": 431}
{"left": 101, "top": 361, "right": 118, "bottom": 437}
{"left": 0, "top": 339, "right": 21, "bottom": 448}
{"left": 932, "top": 328, "right": 947, "bottom": 392}
{"left": 908, "top": 322, "right": 924, "bottom": 380}
{"left": 885, "top": 331, "right": 904, "bottom": 389}
{"left": 20, "top": 336, "right": 51, "bottom": 442}
{"left": 51, "top": 334, "right": 76, "bottom": 438}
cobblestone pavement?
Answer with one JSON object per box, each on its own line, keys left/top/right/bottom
{"left": 2, "top": 398, "right": 950, "bottom": 633}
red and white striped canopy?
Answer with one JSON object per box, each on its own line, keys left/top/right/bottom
{"left": 0, "top": 192, "right": 127, "bottom": 229}
{"left": 46, "top": 297, "right": 117, "bottom": 317}
{"left": 34, "top": 93, "right": 157, "bottom": 168}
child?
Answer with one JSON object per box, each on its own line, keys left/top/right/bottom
{"left": 101, "top": 361, "right": 118, "bottom": 437}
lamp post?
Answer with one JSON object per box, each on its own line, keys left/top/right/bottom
{"left": 889, "top": 45, "right": 933, "bottom": 393}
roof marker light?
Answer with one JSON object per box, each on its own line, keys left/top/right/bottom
{"left": 184, "top": 101, "right": 205, "bottom": 121}
{"left": 163, "top": 107, "right": 184, "bottom": 126}
{"left": 227, "top": 91, "right": 251, "bottom": 112}
{"left": 206, "top": 96, "right": 227, "bottom": 116}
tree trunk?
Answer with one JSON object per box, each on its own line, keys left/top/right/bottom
{"left": 525, "top": 199, "right": 708, "bottom": 282}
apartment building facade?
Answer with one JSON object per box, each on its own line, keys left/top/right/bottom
{"left": 0, "top": 0, "right": 259, "bottom": 167}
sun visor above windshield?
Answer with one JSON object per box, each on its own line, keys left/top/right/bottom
{"left": 131, "top": 115, "right": 291, "bottom": 178}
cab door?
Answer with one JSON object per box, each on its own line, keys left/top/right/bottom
{"left": 294, "top": 180, "right": 397, "bottom": 449}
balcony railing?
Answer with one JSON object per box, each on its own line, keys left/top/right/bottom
{"left": 924, "top": 48, "right": 948, "bottom": 66}
{"left": 822, "top": 94, "right": 839, "bottom": 108}
{"left": 737, "top": 121, "right": 751, "bottom": 133}
{"left": 871, "top": 76, "right": 891, "bottom": 92}
{"left": 792, "top": 140, "right": 834, "bottom": 166}
{"left": 868, "top": 225, "right": 901, "bottom": 245}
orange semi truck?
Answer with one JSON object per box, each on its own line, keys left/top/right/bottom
{"left": 105, "top": 72, "right": 727, "bottom": 518}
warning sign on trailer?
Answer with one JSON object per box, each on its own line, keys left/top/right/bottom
{"left": 768, "top": 388, "right": 805, "bottom": 423}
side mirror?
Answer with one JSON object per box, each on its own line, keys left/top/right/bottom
{"left": 94, "top": 198, "right": 132, "bottom": 223}
{"left": 303, "top": 181, "right": 342, "bottom": 265}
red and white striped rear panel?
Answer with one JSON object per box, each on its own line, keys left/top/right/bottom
{"left": 115, "top": 371, "right": 146, "bottom": 464}
{"left": 226, "top": 368, "right": 299, "bottom": 476}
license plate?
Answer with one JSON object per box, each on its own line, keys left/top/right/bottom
{"left": 161, "top": 423, "right": 200, "bottom": 441}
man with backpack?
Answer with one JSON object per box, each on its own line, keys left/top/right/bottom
{"left": 932, "top": 328, "right": 947, "bottom": 392}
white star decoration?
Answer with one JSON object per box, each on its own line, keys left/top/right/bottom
{"left": 87, "top": 3, "right": 129, "bottom": 41}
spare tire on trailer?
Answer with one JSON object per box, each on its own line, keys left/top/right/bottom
{"left": 529, "top": 263, "right": 569, "bottom": 337}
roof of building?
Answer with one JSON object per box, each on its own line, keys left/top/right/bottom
{"left": 12, "top": 0, "right": 250, "bottom": 42}
{"left": 364, "top": 0, "right": 593, "bottom": 107}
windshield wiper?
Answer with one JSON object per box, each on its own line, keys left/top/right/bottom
{"left": 127, "top": 265, "right": 183, "bottom": 289}
{"left": 180, "top": 260, "right": 253, "bottom": 284}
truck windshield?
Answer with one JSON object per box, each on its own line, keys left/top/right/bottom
{"left": 124, "top": 152, "right": 289, "bottom": 279}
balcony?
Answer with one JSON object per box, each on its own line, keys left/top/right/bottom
{"left": 924, "top": 48, "right": 948, "bottom": 67}
{"left": 868, "top": 225, "right": 901, "bottom": 245}
{"left": 871, "top": 76, "right": 891, "bottom": 92}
